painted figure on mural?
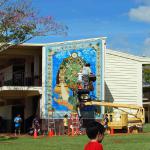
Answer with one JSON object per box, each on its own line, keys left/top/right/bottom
{"left": 54, "top": 66, "right": 69, "bottom": 102}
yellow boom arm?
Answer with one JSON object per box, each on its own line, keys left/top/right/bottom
{"left": 84, "top": 101, "right": 145, "bottom": 124}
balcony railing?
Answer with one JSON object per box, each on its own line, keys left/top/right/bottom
{"left": 0, "top": 71, "right": 41, "bottom": 87}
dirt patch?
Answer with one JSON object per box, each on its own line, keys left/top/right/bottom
{"left": 0, "top": 141, "right": 15, "bottom": 144}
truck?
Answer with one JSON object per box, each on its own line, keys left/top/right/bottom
{"left": 82, "top": 100, "right": 145, "bottom": 133}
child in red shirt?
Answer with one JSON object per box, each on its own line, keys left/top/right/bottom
{"left": 84, "top": 121, "right": 105, "bottom": 150}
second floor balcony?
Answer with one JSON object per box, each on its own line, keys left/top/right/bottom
{"left": 0, "top": 71, "right": 42, "bottom": 87}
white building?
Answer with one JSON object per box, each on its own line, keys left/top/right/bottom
{"left": 105, "top": 49, "right": 150, "bottom": 122}
{"left": 0, "top": 38, "right": 150, "bottom": 132}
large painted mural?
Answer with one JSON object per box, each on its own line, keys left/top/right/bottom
{"left": 43, "top": 38, "right": 105, "bottom": 119}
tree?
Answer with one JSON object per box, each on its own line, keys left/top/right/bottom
{"left": 0, "top": 0, "right": 68, "bottom": 52}
{"left": 143, "top": 67, "right": 150, "bottom": 84}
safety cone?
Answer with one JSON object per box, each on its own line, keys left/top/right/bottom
{"left": 42, "top": 131, "right": 45, "bottom": 136}
{"left": 48, "top": 130, "right": 52, "bottom": 137}
{"left": 110, "top": 128, "right": 114, "bottom": 135}
{"left": 51, "top": 130, "right": 54, "bottom": 136}
{"left": 34, "top": 130, "right": 37, "bottom": 138}
{"left": 48, "top": 129, "right": 53, "bottom": 137}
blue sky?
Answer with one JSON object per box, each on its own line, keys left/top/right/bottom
{"left": 28, "top": 0, "right": 150, "bottom": 56}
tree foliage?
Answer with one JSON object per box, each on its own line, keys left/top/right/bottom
{"left": 143, "top": 68, "right": 150, "bottom": 84}
{"left": 0, "top": 0, "right": 68, "bottom": 51}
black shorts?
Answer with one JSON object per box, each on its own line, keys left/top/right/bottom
{"left": 15, "top": 126, "right": 20, "bottom": 130}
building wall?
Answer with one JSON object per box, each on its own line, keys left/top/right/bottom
{"left": 105, "top": 50, "right": 142, "bottom": 106}
{"left": 0, "top": 105, "right": 12, "bottom": 132}
{"left": 0, "top": 105, "right": 12, "bottom": 120}
{"left": 0, "top": 65, "right": 13, "bottom": 83}
{"left": 24, "top": 97, "right": 33, "bottom": 120}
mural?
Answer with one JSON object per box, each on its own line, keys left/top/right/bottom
{"left": 44, "top": 38, "right": 105, "bottom": 119}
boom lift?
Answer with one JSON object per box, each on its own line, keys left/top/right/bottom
{"left": 83, "top": 100, "right": 145, "bottom": 133}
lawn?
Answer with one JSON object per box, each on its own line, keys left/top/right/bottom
{"left": 0, "top": 124, "right": 150, "bottom": 150}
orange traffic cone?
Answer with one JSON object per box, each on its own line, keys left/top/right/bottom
{"left": 34, "top": 129, "right": 37, "bottom": 138}
{"left": 42, "top": 131, "right": 45, "bottom": 136}
{"left": 51, "top": 130, "right": 54, "bottom": 136}
{"left": 110, "top": 128, "right": 114, "bottom": 135}
{"left": 48, "top": 130, "right": 52, "bottom": 137}
{"left": 48, "top": 129, "right": 53, "bottom": 137}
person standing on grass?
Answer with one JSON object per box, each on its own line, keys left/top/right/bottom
{"left": 84, "top": 121, "right": 105, "bottom": 150}
{"left": 14, "top": 114, "right": 22, "bottom": 136}
{"left": 104, "top": 114, "right": 109, "bottom": 130}
{"left": 32, "top": 116, "right": 40, "bottom": 135}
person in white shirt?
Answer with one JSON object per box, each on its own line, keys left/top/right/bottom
{"left": 78, "top": 70, "right": 83, "bottom": 82}
{"left": 82, "top": 63, "right": 91, "bottom": 75}
{"left": 82, "top": 63, "right": 91, "bottom": 89}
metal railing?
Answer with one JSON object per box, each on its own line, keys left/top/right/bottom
{"left": 0, "top": 71, "right": 41, "bottom": 87}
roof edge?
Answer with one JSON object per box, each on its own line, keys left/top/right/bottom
{"left": 106, "top": 49, "right": 150, "bottom": 63}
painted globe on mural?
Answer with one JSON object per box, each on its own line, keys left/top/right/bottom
{"left": 59, "top": 53, "right": 85, "bottom": 90}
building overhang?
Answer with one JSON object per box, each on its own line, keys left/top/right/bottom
{"left": 0, "top": 86, "right": 42, "bottom": 99}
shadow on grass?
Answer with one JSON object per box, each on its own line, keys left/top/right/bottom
{"left": 0, "top": 136, "right": 18, "bottom": 143}
{"left": 143, "top": 123, "right": 150, "bottom": 133}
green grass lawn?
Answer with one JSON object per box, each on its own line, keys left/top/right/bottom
{"left": 0, "top": 124, "right": 150, "bottom": 150}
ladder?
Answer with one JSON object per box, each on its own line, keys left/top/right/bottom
{"left": 48, "top": 111, "right": 56, "bottom": 136}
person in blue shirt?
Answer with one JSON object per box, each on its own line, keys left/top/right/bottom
{"left": 14, "top": 114, "right": 22, "bottom": 136}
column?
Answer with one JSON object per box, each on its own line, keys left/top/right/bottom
{"left": 34, "top": 55, "right": 40, "bottom": 86}
{"left": 25, "top": 58, "right": 32, "bottom": 85}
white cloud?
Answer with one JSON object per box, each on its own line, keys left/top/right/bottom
{"left": 108, "top": 34, "right": 134, "bottom": 53}
{"left": 144, "top": 37, "right": 150, "bottom": 46}
{"left": 133, "top": 0, "right": 150, "bottom": 5}
{"left": 129, "top": 6, "right": 150, "bottom": 23}
{"left": 143, "top": 48, "right": 150, "bottom": 56}
{"left": 143, "top": 37, "right": 150, "bottom": 56}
